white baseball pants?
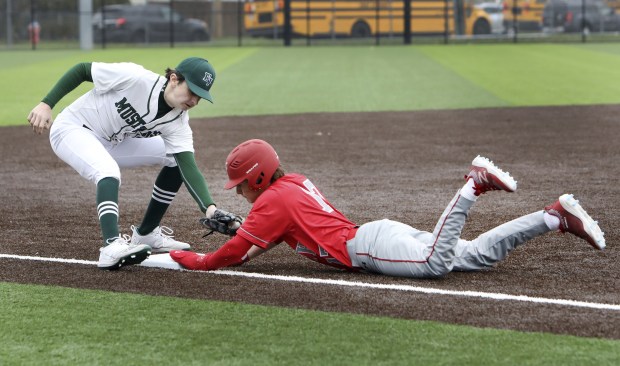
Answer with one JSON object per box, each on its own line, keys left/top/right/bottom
{"left": 49, "top": 115, "right": 176, "bottom": 185}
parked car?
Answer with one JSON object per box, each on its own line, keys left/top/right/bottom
{"left": 542, "top": 0, "right": 620, "bottom": 33}
{"left": 476, "top": 2, "right": 506, "bottom": 34}
{"left": 93, "top": 4, "right": 210, "bottom": 43}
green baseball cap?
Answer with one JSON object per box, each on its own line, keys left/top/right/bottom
{"left": 175, "top": 57, "right": 216, "bottom": 103}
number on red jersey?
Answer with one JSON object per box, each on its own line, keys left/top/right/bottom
{"left": 299, "top": 179, "right": 334, "bottom": 213}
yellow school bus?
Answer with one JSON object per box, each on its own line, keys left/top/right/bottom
{"left": 502, "top": 0, "right": 545, "bottom": 32}
{"left": 607, "top": 0, "right": 620, "bottom": 9}
{"left": 244, "top": 0, "right": 495, "bottom": 38}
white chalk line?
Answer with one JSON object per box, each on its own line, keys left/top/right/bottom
{"left": 2, "top": 253, "right": 619, "bottom": 311}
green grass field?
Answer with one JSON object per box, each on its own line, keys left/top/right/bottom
{"left": 2, "top": 44, "right": 620, "bottom": 364}
{"left": 5, "top": 44, "right": 620, "bottom": 126}
{"left": 1, "top": 282, "right": 619, "bottom": 366}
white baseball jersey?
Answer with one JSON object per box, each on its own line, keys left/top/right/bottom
{"left": 60, "top": 62, "right": 194, "bottom": 154}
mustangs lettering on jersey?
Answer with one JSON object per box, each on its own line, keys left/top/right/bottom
{"left": 113, "top": 97, "right": 164, "bottom": 139}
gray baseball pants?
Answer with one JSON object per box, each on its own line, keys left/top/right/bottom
{"left": 346, "top": 191, "right": 550, "bottom": 278}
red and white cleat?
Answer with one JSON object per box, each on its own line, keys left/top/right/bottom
{"left": 545, "top": 194, "right": 606, "bottom": 250}
{"left": 465, "top": 155, "right": 517, "bottom": 196}
{"left": 169, "top": 250, "right": 209, "bottom": 270}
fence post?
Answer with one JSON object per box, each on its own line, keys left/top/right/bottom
{"left": 79, "top": 0, "right": 93, "bottom": 50}
{"left": 6, "top": 0, "right": 13, "bottom": 48}
{"left": 444, "top": 0, "right": 448, "bottom": 44}
{"left": 29, "top": 0, "right": 37, "bottom": 50}
{"left": 375, "top": 0, "right": 380, "bottom": 45}
{"left": 581, "top": 0, "right": 586, "bottom": 43}
{"left": 454, "top": 0, "right": 464, "bottom": 35}
{"left": 102, "top": 0, "right": 107, "bottom": 49}
{"left": 238, "top": 0, "right": 243, "bottom": 46}
{"left": 284, "top": 0, "right": 291, "bottom": 46}
{"left": 512, "top": 0, "right": 519, "bottom": 43}
{"left": 306, "top": 0, "right": 311, "bottom": 46}
{"left": 404, "top": 0, "right": 411, "bottom": 44}
{"left": 169, "top": 0, "right": 175, "bottom": 48}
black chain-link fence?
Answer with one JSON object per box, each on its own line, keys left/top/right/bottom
{"left": 2, "top": 0, "right": 620, "bottom": 50}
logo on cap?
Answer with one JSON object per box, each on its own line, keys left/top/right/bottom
{"left": 203, "top": 72, "right": 213, "bottom": 87}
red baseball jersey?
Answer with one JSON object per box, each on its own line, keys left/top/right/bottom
{"left": 236, "top": 174, "right": 357, "bottom": 269}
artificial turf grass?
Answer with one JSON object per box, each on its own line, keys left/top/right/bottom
{"left": 7, "top": 43, "right": 620, "bottom": 126}
{"left": 1, "top": 282, "right": 619, "bottom": 366}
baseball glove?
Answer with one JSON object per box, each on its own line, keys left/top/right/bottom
{"left": 200, "top": 208, "right": 244, "bottom": 237}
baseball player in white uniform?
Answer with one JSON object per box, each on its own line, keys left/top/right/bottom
{"left": 27, "top": 57, "right": 237, "bottom": 270}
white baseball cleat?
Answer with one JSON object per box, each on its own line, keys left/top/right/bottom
{"left": 98, "top": 235, "right": 152, "bottom": 270}
{"left": 465, "top": 155, "right": 517, "bottom": 196}
{"left": 130, "top": 225, "right": 190, "bottom": 253}
{"left": 544, "top": 194, "right": 606, "bottom": 250}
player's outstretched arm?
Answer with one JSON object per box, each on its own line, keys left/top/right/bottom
{"left": 174, "top": 152, "right": 215, "bottom": 212}
{"left": 170, "top": 235, "right": 254, "bottom": 271}
{"left": 246, "top": 242, "right": 278, "bottom": 260}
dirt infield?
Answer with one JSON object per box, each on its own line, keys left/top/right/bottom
{"left": 1, "top": 105, "right": 618, "bottom": 339}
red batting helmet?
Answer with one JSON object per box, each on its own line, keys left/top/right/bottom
{"left": 224, "top": 139, "right": 280, "bottom": 191}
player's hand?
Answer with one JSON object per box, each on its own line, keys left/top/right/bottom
{"left": 169, "top": 250, "right": 210, "bottom": 271}
{"left": 27, "top": 102, "right": 53, "bottom": 134}
{"left": 205, "top": 204, "right": 217, "bottom": 219}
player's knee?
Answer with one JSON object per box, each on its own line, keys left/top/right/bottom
{"left": 426, "top": 262, "right": 452, "bottom": 278}
{"left": 163, "top": 156, "right": 177, "bottom": 168}
{"left": 94, "top": 170, "right": 121, "bottom": 186}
